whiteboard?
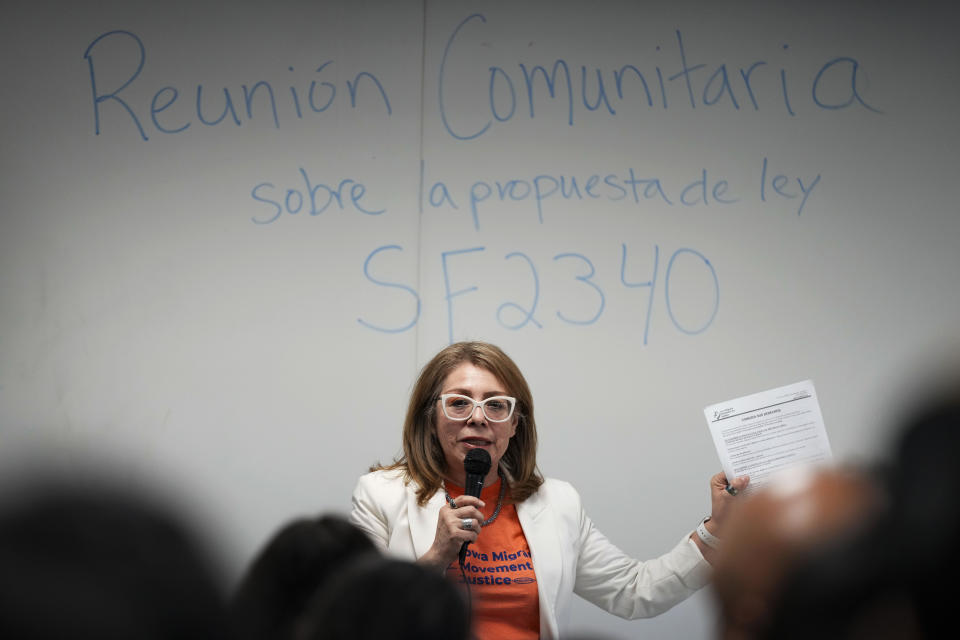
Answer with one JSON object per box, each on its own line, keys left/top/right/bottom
{"left": 2, "top": 1, "right": 959, "bottom": 637}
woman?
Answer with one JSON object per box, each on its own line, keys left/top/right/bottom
{"left": 349, "top": 341, "right": 747, "bottom": 639}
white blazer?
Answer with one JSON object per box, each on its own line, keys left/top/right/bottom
{"left": 349, "top": 469, "right": 711, "bottom": 639}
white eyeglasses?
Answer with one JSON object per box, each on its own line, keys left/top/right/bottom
{"left": 439, "top": 394, "right": 517, "bottom": 422}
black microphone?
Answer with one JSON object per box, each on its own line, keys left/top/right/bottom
{"left": 459, "top": 448, "right": 491, "bottom": 567}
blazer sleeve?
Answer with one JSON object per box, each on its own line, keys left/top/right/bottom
{"left": 348, "top": 470, "right": 399, "bottom": 553}
{"left": 567, "top": 484, "right": 712, "bottom": 619}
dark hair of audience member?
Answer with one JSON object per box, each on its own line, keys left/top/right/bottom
{"left": 297, "top": 554, "right": 470, "bottom": 640}
{"left": 885, "top": 389, "right": 960, "bottom": 636}
{"left": 0, "top": 481, "right": 230, "bottom": 640}
{"left": 229, "top": 514, "right": 378, "bottom": 640}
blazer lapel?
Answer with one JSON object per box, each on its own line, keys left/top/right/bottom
{"left": 517, "top": 490, "right": 563, "bottom": 639}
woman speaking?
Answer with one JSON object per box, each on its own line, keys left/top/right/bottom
{"left": 349, "top": 342, "right": 746, "bottom": 639}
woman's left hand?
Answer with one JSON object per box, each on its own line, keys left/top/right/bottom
{"left": 708, "top": 471, "right": 749, "bottom": 529}
{"left": 690, "top": 472, "right": 749, "bottom": 560}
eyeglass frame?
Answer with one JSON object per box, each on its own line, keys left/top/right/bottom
{"left": 438, "top": 394, "right": 517, "bottom": 423}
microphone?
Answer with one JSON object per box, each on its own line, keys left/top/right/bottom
{"left": 459, "top": 448, "right": 491, "bottom": 567}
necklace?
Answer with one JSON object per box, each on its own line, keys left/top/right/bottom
{"left": 445, "top": 466, "right": 506, "bottom": 527}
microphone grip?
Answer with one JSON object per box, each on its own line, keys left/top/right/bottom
{"left": 458, "top": 472, "right": 485, "bottom": 566}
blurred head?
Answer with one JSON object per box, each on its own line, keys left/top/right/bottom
{"left": 399, "top": 342, "right": 542, "bottom": 504}
{"left": 880, "top": 385, "right": 960, "bottom": 637}
{"left": 711, "top": 466, "right": 883, "bottom": 640}
{"left": 755, "top": 387, "right": 960, "bottom": 640}
{"left": 297, "top": 555, "right": 470, "bottom": 640}
{"left": 886, "top": 386, "right": 960, "bottom": 563}
{"left": 0, "top": 481, "right": 229, "bottom": 640}
{"left": 229, "top": 514, "right": 378, "bottom": 640}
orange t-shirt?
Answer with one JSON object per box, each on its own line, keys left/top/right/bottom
{"left": 445, "top": 480, "right": 540, "bottom": 640}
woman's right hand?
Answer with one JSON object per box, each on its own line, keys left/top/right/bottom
{"left": 419, "top": 494, "right": 486, "bottom": 569}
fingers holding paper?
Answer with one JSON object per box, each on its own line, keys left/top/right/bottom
{"left": 710, "top": 471, "right": 749, "bottom": 528}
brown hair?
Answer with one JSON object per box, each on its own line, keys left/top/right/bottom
{"left": 373, "top": 342, "right": 543, "bottom": 506}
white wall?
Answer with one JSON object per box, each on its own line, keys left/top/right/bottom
{"left": 2, "top": 1, "right": 959, "bottom": 637}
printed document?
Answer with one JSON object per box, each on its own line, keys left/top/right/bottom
{"left": 704, "top": 380, "right": 832, "bottom": 491}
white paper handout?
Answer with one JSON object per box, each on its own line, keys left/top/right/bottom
{"left": 704, "top": 380, "right": 832, "bottom": 492}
